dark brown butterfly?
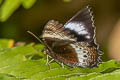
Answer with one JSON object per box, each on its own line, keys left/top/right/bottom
{"left": 40, "top": 6, "right": 102, "bottom": 68}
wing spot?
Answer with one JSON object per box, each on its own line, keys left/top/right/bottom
{"left": 83, "top": 59, "right": 86, "bottom": 62}
{"left": 79, "top": 47, "right": 83, "bottom": 50}
{"left": 83, "top": 55, "right": 88, "bottom": 58}
{"left": 83, "top": 50, "right": 88, "bottom": 53}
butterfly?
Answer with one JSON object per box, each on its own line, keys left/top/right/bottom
{"left": 40, "top": 6, "right": 102, "bottom": 68}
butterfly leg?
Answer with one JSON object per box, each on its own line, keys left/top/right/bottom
{"left": 48, "top": 59, "right": 54, "bottom": 64}
{"left": 47, "top": 59, "right": 54, "bottom": 69}
{"left": 44, "top": 49, "right": 51, "bottom": 65}
{"left": 61, "top": 63, "right": 64, "bottom": 68}
{"left": 45, "top": 55, "right": 53, "bottom": 69}
{"left": 46, "top": 55, "right": 49, "bottom": 65}
{"left": 46, "top": 56, "right": 64, "bottom": 68}
{"left": 43, "top": 48, "right": 47, "bottom": 55}
{"left": 44, "top": 49, "right": 55, "bottom": 69}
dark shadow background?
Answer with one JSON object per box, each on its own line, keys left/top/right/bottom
{"left": 0, "top": 0, "right": 120, "bottom": 61}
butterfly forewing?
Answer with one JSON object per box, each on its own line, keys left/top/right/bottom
{"left": 64, "top": 6, "right": 95, "bottom": 42}
{"left": 42, "top": 20, "right": 79, "bottom": 66}
{"left": 42, "top": 20, "right": 76, "bottom": 42}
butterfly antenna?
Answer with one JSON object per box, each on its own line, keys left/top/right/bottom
{"left": 27, "top": 31, "right": 44, "bottom": 44}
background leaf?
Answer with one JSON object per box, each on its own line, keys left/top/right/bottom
{"left": 22, "top": 0, "right": 37, "bottom": 9}
{"left": 63, "top": 0, "right": 72, "bottom": 3}
{"left": 0, "top": 0, "right": 21, "bottom": 22}
{"left": 0, "top": 0, "right": 3, "bottom": 5}
{"left": 0, "top": 0, "right": 37, "bottom": 22}
{"left": 0, "top": 39, "right": 14, "bottom": 48}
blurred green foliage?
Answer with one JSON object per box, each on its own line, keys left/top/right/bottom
{"left": 0, "top": 0, "right": 36, "bottom": 22}
{"left": 63, "top": 0, "right": 72, "bottom": 3}
{"left": 0, "top": 0, "right": 2, "bottom": 4}
{"left": 22, "top": 0, "right": 36, "bottom": 9}
{"left": 0, "top": 39, "right": 14, "bottom": 48}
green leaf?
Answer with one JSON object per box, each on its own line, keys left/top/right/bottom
{"left": 0, "top": 0, "right": 37, "bottom": 22}
{"left": 0, "top": 0, "right": 3, "bottom": 5}
{"left": 90, "top": 71, "right": 120, "bottom": 80}
{"left": 22, "top": 0, "right": 36, "bottom": 9}
{"left": 67, "top": 60, "right": 120, "bottom": 80}
{"left": 0, "top": 39, "right": 14, "bottom": 48}
{"left": 0, "top": 0, "right": 21, "bottom": 22}
{"left": 0, "top": 73, "right": 22, "bottom": 80}
{"left": 67, "top": 73, "right": 100, "bottom": 80}
{"left": 0, "top": 39, "right": 120, "bottom": 80}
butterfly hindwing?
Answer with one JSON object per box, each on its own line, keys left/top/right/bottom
{"left": 45, "top": 39, "right": 79, "bottom": 67}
